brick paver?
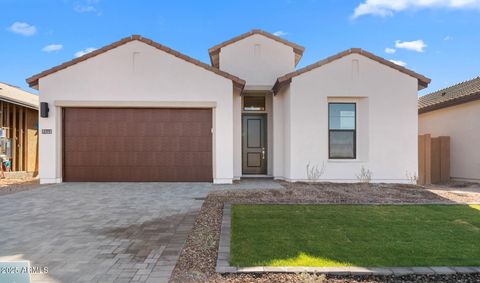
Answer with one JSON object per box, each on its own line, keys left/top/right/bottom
{"left": 0, "top": 182, "right": 215, "bottom": 283}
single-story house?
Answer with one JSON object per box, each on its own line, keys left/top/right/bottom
{"left": 26, "top": 30, "right": 430, "bottom": 184}
{"left": 0, "top": 82, "right": 39, "bottom": 173}
{"left": 419, "top": 76, "right": 480, "bottom": 183}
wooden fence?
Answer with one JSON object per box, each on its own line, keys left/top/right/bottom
{"left": 418, "top": 134, "right": 450, "bottom": 185}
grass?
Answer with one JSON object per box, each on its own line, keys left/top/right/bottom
{"left": 230, "top": 204, "right": 480, "bottom": 267}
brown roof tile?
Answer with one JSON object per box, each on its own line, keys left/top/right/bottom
{"left": 272, "top": 48, "right": 431, "bottom": 93}
{"left": 208, "top": 29, "right": 305, "bottom": 68}
{"left": 418, "top": 76, "right": 480, "bottom": 114}
{"left": 26, "top": 35, "right": 245, "bottom": 90}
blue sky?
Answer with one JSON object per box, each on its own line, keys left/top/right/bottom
{"left": 1, "top": 0, "right": 479, "bottom": 96}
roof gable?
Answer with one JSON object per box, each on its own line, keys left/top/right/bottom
{"left": 208, "top": 29, "right": 305, "bottom": 68}
{"left": 419, "top": 76, "right": 480, "bottom": 114}
{"left": 273, "top": 48, "right": 431, "bottom": 93}
{"left": 26, "top": 35, "right": 245, "bottom": 90}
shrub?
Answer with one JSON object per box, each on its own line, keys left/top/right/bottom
{"left": 356, "top": 166, "right": 372, "bottom": 183}
{"left": 306, "top": 162, "right": 326, "bottom": 181}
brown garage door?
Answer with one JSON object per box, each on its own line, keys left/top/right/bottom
{"left": 63, "top": 108, "right": 212, "bottom": 182}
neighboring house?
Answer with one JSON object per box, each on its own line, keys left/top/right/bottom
{"left": 0, "top": 82, "right": 39, "bottom": 173}
{"left": 419, "top": 77, "right": 480, "bottom": 183}
{"left": 26, "top": 30, "right": 430, "bottom": 184}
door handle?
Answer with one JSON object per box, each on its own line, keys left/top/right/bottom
{"left": 262, "top": 148, "right": 265, "bottom": 160}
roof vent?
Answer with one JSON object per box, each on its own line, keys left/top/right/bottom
{"left": 441, "top": 92, "right": 446, "bottom": 96}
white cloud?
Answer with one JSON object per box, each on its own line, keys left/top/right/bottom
{"left": 395, "top": 39, "right": 427, "bottom": 52}
{"left": 385, "top": 47, "right": 396, "bottom": 54}
{"left": 74, "top": 0, "right": 102, "bottom": 15}
{"left": 273, "top": 30, "right": 288, "bottom": 36}
{"left": 74, "top": 5, "right": 97, "bottom": 13}
{"left": 352, "top": 0, "right": 480, "bottom": 18}
{"left": 444, "top": 35, "right": 453, "bottom": 40}
{"left": 389, "top": 59, "right": 407, "bottom": 67}
{"left": 42, "top": 44, "right": 63, "bottom": 53}
{"left": 74, "top": 47, "right": 97, "bottom": 58}
{"left": 7, "top": 22, "right": 37, "bottom": 36}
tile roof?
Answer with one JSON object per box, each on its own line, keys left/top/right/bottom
{"left": 0, "top": 82, "right": 38, "bottom": 109}
{"left": 208, "top": 29, "right": 305, "bottom": 68}
{"left": 419, "top": 76, "right": 480, "bottom": 113}
{"left": 273, "top": 48, "right": 431, "bottom": 93}
{"left": 26, "top": 35, "right": 246, "bottom": 90}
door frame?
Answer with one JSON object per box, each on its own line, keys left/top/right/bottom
{"left": 241, "top": 113, "right": 268, "bottom": 175}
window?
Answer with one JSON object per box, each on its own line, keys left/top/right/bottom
{"left": 328, "top": 103, "right": 356, "bottom": 159}
{"left": 243, "top": 96, "right": 266, "bottom": 111}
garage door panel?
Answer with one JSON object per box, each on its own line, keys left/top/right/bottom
{"left": 172, "top": 152, "right": 212, "bottom": 167}
{"left": 153, "top": 152, "right": 175, "bottom": 166}
{"left": 65, "top": 166, "right": 213, "bottom": 182}
{"left": 64, "top": 137, "right": 83, "bottom": 151}
{"left": 65, "top": 136, "right": 212, "bottom": 154}
{"left": 63, "top": 108, "right": 213, "bottom": 182}
{"left": 177, "top": 137, "right": 210, "bottom": 152}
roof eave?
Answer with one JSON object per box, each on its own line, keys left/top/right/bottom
{"left": 418, "top": 79, "right": 430, "bottom": 90}
{"left": 208, "top": 29, "right": 305, "bottom": 69}
{"left": 0, "top": 97, "right": 38, "bottom": 110}
{"left": 26, "top": 35, "right": 135, "bottom": 88}
{"left": 419, "top": 91, "right": 480, "bottom": 114}
{"left": 272, "top": 48, "right": 431, "bottom": 93}
{"left": 26, "top": 35, "right": 245, "bottom": 90}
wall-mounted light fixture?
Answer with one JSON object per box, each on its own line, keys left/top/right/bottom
{"left": 40, "top": 102, "right": 49, "bottom": 118}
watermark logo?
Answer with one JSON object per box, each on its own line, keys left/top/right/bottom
{"left": 0, "top": 261, "right": 48, "bottom": 283}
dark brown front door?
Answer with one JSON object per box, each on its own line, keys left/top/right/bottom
{"left": 242, "top": 114, "right": 267, "bottom": 175}
{"left": 63, "top": 108, "right": 212, "bottom": 182}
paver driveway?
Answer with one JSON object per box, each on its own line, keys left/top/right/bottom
{"left": 0, "top": 182, "right": 215, "bottom": 283}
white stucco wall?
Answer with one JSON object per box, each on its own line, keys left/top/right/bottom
{"left": 273, "top": 85, "right": 291, "bottom": 179}
{"left": 37, "top": 40, "right": 235, "bottom": 184}
{"left": 218, "top": 34, "right": 295, "bottom": 88}
{"left": 277, "top": 53, "right": 419, "bottom": 182}
{"left": 232, "top": 89, "right": 242, "bottom": 178}
{"left": 419, "top": 100, "right": 480, "bottom": 182}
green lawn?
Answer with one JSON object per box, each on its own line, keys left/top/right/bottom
{"left": 230, "top": 204, "right": 480, "bottom": 267}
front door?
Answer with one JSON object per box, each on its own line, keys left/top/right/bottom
{"left": 242, "top": 114, "right": 267, "bottom": 174}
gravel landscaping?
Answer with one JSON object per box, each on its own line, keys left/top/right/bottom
{"left": 170, "top": 181, "right": 480, "bottom": 283}
{"left": 0, "top": 177, "right": 40, "bottom": 196}
{"left": 427, "top": 181, "right": 480, "bottom": 203}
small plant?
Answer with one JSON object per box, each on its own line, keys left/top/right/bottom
{"left": 356, "top": 166, "right": 372, "bottom": 183}
{"left": 297, "top": 272, "right": 327, "bottom": 283}
{"left": 406, "top": 171, "right": 418, "bottom": 185}
{"left": 306, "top": 162, "right": 326, "bottom": 181}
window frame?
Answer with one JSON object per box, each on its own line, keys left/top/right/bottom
{"left": 243, "top": 96, "right": 266, "bottom": 111}
{"left": 328, "top": 102, "right": 357, "bottom": 160}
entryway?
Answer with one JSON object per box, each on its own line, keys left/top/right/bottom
{"left": 242, "top": 114, "right": 267, "bottom": 175}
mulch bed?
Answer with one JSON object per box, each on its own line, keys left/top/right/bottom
{"left": 170, "top": 182, "right": 480, "bottom": 283}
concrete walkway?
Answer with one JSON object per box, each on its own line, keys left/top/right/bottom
{"left": 0, "top": 182, "right": 219, "bottom": 283}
